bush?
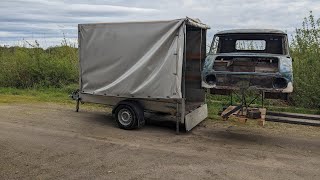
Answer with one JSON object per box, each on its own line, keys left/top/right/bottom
{"left": 0, "top": 42, "right": 78, "bottom": 88}
{"left": 290, "top": 11, "right": 320, "bottom": 108}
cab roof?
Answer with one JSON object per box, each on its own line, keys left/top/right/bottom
{"left": 216, "top": 29, "right": 286, "bottom": 35}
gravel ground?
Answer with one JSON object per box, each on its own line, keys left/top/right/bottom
{"left": 0, "top": 103, "right": 319, "bottom": 180}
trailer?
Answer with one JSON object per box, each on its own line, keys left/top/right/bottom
{"left": 74, "top": 18, "right": 210, "bottom": 133}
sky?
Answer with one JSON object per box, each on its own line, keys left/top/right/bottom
{"left": 0, "top": 0, "right": 319, "bottom": 48}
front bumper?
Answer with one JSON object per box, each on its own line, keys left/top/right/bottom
{"left": 202, "top": 71, "right": 293, "bottom": 93}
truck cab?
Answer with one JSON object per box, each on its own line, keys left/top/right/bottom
{"left": 202, "top": 29, "right": 293, "bottom": 98}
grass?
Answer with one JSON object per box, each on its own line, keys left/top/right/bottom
{"left": 0, "top": 87, "right": 318, "bottom": 119}
{"left": 0, "top": 87, "right": 319, "bottom": 136}
{"left": 206, "top": 94, "right": 320, "bottom": 121}
{"left": 0, "top": 85, "right": 77, "bottom": 104}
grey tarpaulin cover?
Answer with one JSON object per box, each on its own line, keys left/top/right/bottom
{"left": 79, "top": 18, "right": 209, "bottom": 99}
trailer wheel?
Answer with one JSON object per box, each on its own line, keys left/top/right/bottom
{"left": 113, "top": 101, "right": 144, "bottom": 130}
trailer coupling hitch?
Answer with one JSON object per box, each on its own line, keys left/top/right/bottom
{"left": 70, "top": 89, "right": 82, "bottom": 112}
{"left": 70, "top": 89, "right": 80, "bottom": 101}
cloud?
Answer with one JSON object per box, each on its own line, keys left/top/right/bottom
{"left": 1, "top": 0, "right": 320, "bottom": 47}
{"left": 68, "top": 4, "right": 158, "bottom": 14}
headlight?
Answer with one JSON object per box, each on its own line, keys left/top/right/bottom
{"left": 205, "top": 74, "right": 217, "bottom": 85}
{"left": 273, "top": 78, "right": 288, "bottom": 89}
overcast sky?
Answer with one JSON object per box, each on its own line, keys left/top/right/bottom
{"left": 1, "top": 0, "right": 319, "bottom": 47}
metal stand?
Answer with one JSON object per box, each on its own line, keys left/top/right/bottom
{"left": 223, "top": 88, "right": 263, "bottom": 119}
{"left": 176, "top": 117, "right": 180, "bottom": 134}
{"left": 176, "top": 103, "right": 180, "bottom": 134}
{"left": 70, "top": 89, "right": 81, "bottom": 112}
{"left": 76, "top": 99, "right": 80, "bottom": 112}
{"left": 261, "top": 91, "right": 265, "bottom": 108}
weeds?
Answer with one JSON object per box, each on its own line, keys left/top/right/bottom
{"left": 290, "top": 11, "right": 320, "bottom": 108}
{"left": 0, "top": 42, "right": 78, "bottom": 88}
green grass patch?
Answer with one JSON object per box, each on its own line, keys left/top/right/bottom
{"left": 206, "top": 94, "right": 320, "bottom": 120}
{"left": 0, "top": 87, "right": 319, "bottom": 116}
{"left": 0, "top": 84, "right": 77, "bottom": 104}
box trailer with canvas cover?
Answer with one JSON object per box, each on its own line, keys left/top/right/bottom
{"left": 73, "top": 18, "right": 210, "bottom": 132}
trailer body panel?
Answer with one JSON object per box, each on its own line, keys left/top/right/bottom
{"left": 77, "top": 18, "right": 210, "bottom": 131}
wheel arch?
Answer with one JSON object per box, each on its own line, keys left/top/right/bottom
{"left": 112, "top": 99, "right": 144, "bottom": 115}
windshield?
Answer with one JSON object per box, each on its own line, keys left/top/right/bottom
{"left": 209, "top": 34, "right": 288, "bottom": 55}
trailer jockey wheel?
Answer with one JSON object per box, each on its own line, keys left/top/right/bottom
{"left": 113, "top": 101, "right": 144, "bottom": 130}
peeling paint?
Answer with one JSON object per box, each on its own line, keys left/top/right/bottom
{"left": 202, "top": 29, "right": 293, "bottom": 93}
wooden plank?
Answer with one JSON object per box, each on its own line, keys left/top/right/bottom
{"left": 267, "top": 111, "right": 320, "bottom": 120}
{"left": 266, "top": 115, "right": 320, "bottom": 126}
{"left": 185, "top": 88, "right": 205, "bottom": 103}
{"left": 185, "top": 74, "right": 201, "bottom": 81}
{"left": 258, "top": 108, "right": 266, "bottom": 126}
{"left": 186, "top": 53, "right": 201, "bottom": 61}
{"left": 221, "top": 106, "right": 240, "bottom": 118}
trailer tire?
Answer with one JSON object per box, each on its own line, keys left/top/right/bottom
{"left": 113, "top": 101, "right": 144, "bottom": 130}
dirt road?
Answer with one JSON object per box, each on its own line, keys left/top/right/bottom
{"left": 0, "top": 103, "right": 319, "bottom": 179}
